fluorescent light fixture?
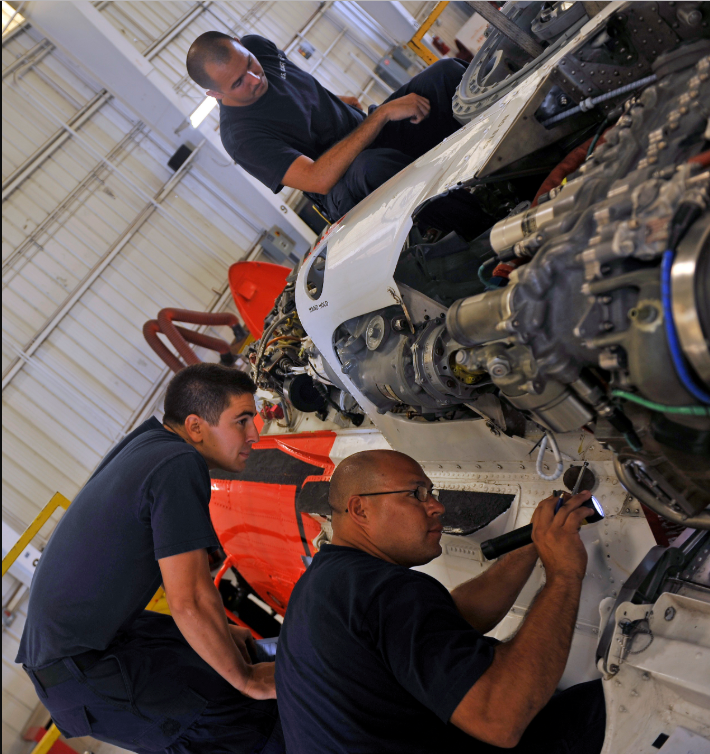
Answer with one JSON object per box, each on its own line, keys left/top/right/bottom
{"left": 2, "top": 1, "right": 26, "bottom": 37}
{"left": 190, "top": 97, "right": 217, "bottom": 128}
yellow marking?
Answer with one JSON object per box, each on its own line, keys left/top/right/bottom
{"left": 31, "top": 724, "right": 61, "bottom": 754}
{"left": 146, "top": 587, "right": 171, "bottom": 615}
{"left": 407, "top": 1, "right": 449, "bottom": 66}
{"left": 2, "top": 493, "right": 71, "bottom": 577}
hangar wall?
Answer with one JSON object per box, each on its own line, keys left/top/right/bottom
{"left": 1, "top": 2, "right": 469, "bottom": 750}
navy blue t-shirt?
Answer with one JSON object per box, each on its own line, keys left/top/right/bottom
{"left": 276, "top": 544, "right": 497, "bottom": 754}
{"left": 16, "top": 418, "right": 219, "bottom": 667}
{"left": 219, "top": 35, "right": 365, "bottom": 193}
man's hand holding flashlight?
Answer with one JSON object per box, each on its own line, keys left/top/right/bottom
{"left": 531, "top": 491, "right": 593, "bottom": 582}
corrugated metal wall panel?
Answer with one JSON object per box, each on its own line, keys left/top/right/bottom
{"left": 2, "top": 24, "right": 262, "bottom": 547}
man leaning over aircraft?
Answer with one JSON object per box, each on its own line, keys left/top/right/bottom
{"left": 275, "top": 449, "right": 606, "bottom": 753}
{"left": 186, "top": 32, "right": 466, "bottom": 221}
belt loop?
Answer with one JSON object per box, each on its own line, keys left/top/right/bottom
{"left": 23, "top": 666, "right": 48, "bottom": 699}
{"left": 63, "top": 657, "right": 87, "bottom": 684}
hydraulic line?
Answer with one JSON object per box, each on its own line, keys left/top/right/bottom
{"left": 611, "top": 390, "right": 710, "bottom": 417}
{"left": 536, "top": 431, "right": 564, "bottom": 481}
{"left": 477, "top": 257, "right": 498, "bottom": 289}
{"left": 661, "top": 250, "right": 710, "bottom": 405}
{"left": 540, "top": 74, "right": 657, "bottom": 128}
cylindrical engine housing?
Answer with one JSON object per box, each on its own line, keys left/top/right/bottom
{"left": 446, "top": 287, "right": 513, "bottom": 346}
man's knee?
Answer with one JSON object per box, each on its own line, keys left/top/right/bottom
{"left": 326, "top": 148, "right": 412, "bottom": 218}
{"left": 410, "top": 58, "right": 467, "bottom": 92}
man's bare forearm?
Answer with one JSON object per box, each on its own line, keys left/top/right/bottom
{"left": 487, "top": 573, "right": 583, "bottom": 737}
{"left": 300, "top": 109, "right": 389, "bottom": 194}
{"left": 451, "top": 544, "right": 538, "bottom": 633}
{"left": 168, "top": 583, "right": 253, "bottom": 692}
{"left": 451, "top": 573, "right": 583, "bottom": 746}
{"left": 281, "top": 92, "right": 430, "bottom": 194}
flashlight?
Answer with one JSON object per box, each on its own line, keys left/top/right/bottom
{"left": 480, "top": 486, "right": 604, "bottom": 560}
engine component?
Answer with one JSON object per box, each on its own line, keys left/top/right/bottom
{"left": 249, "top": 274, "right": 365, "bottom": 427}
{"left": 321, "top": 38, "right": 710, "bottom": 524}
{"left": 453, "top": 2, "right": 589, "bottom": 123}
{"left": 670, "top": 212, "right": 710, "bottom": 387}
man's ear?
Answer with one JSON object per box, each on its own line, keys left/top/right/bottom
{"left": 346, "top": 495, "right": 370, "bottom": 529}
{"left": 183, "top": 413, "right": 204, "bottom": 443}
{"left": 206, "top": 89, "right": 223, "bottom": 100}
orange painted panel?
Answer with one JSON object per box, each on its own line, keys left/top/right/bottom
{"left": 228, "top": 261, "right": 290, "bottom": 338}
{"left": 255, "top": 431, "right": 337, "bottom": 475}
{"left": 210, "top": 479, "right": 322, "bottom": 615}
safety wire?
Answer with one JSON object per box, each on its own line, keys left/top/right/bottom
{"left": 535, "top": 431, "right": 564, "bottom": 481}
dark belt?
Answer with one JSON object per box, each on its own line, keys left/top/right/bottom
{"left": 30, "top": 649, "right": 106, "bottom": 689}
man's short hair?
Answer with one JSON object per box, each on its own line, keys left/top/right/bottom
{"left": 163, "top": 363, "right": 256, "bottom": 427}
{"left": 186, "top": 31, "right": 236, "bottom": 90}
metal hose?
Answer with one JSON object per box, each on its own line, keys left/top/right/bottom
{"left": 541, "top": 74, "right": 657, "bottom": 128}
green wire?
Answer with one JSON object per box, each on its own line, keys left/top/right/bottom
{"left": 611, "top": 390, "right": 710, "bottom": 416}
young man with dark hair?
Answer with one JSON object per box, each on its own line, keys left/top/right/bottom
{"left": 276, "top": 449, "right": 606, "bottom": 754}
{"left": 16, "top": 364, "right": 284, "bottom": 754}
{"left": 185, "top": 32, "right": 466, "bottom": 220}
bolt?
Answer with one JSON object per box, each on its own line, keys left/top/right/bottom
{"left": 678, "top": 7, "right": 702, "bottom": 25}
{"left": 664, "top": 606, "right": 676, "bottom": 621}
{"left": 610, "top": 664, "right": 620, "bottom": 673}
{"left": 488, "top": 356, "right": 511, "bottom": 378}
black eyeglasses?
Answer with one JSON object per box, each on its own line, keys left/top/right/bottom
{"left": 358, "top": 486, "right": 440, "bottom": 503}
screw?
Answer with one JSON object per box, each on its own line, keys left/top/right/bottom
{"left": 664, "top": 606, "right": 676, "bottom": 621}
{"left": 488, "top": 357, "right": 511, "bottom": 378}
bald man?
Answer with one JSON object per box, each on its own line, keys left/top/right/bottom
{"left": 275, "top": 450, "right": 606, "bottom": 753}
{"left": 185, "top": 32, "right": 466, "bottom": 221}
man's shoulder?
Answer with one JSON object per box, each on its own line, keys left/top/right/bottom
{"left": 93, "top": 419, "right": 202, "bottom": 484}
{"left": 308, "top": 546, "right": 442, "bottom": 599}
{"left": 240, "top": 34, "right": 279, "bottom": 58}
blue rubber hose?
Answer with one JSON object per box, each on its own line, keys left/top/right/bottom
{"left": 661, "top": 250, "right": 710, "bottom": 404}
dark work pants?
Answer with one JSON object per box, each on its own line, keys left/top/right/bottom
{"left": 24, "top": 612, "right": 284, "bottom": 754}
{"left": 323, "top": 58, "right": 468, "bottom": 220}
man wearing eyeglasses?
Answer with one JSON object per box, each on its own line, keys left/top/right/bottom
{"left": 274, "top": 449, "right": 606, "bottom": 753}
